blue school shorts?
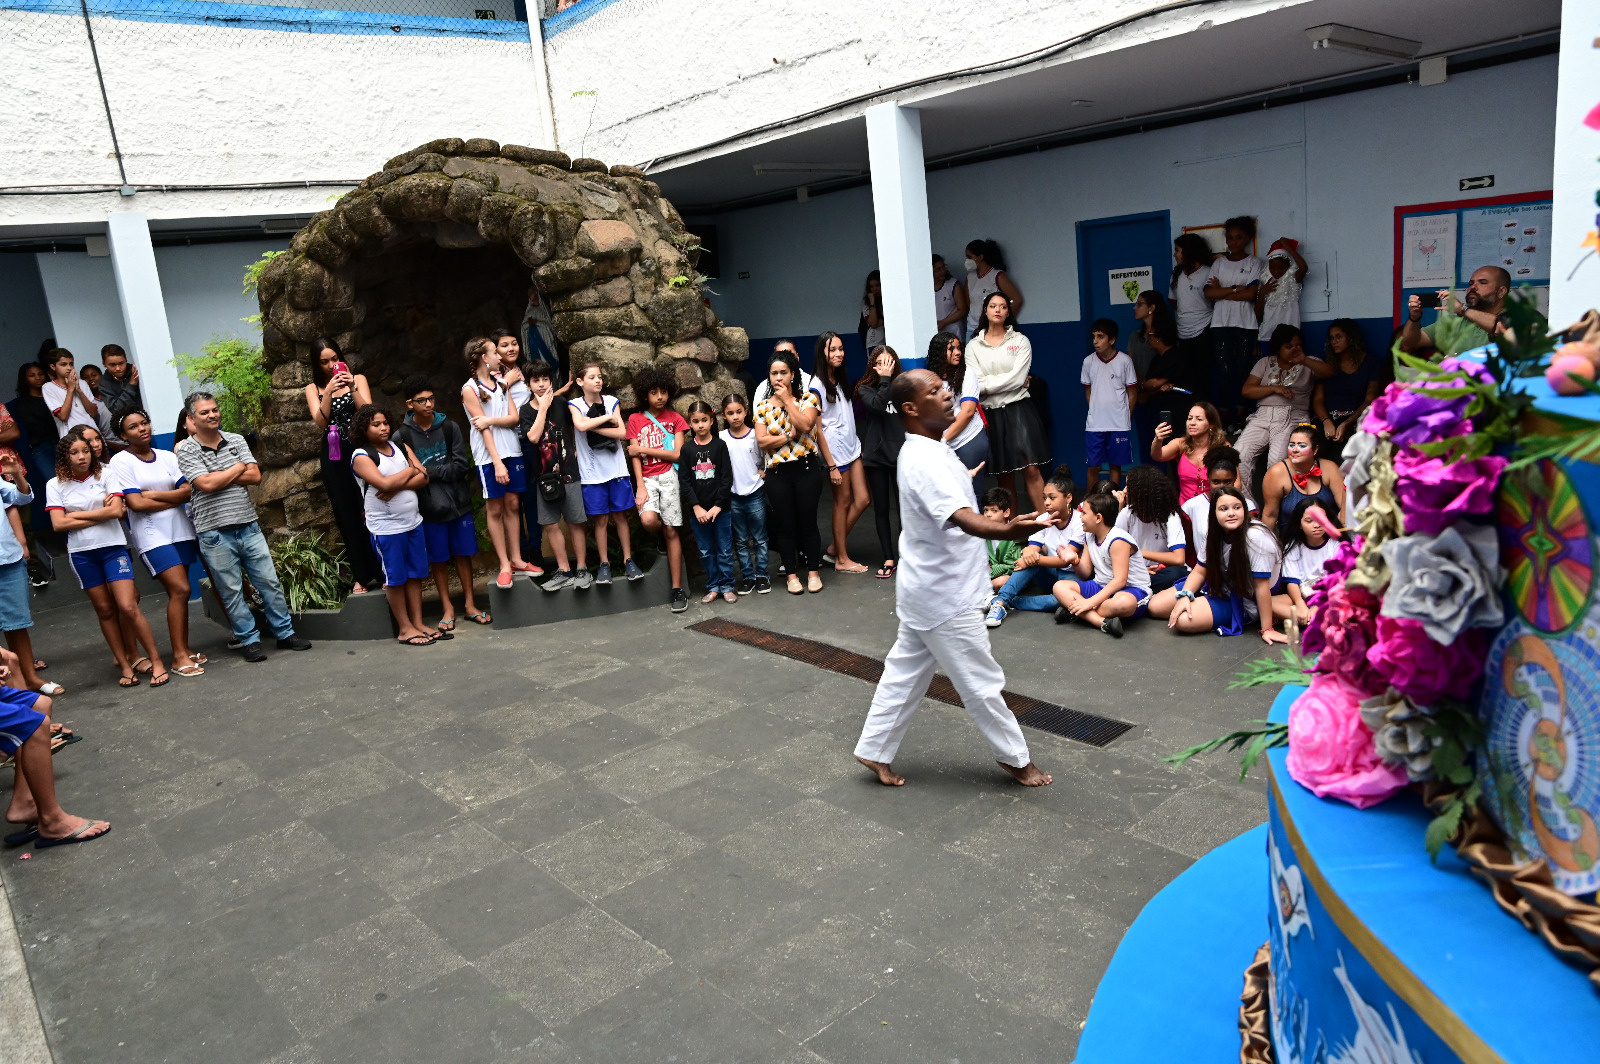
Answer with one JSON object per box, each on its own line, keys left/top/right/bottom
{"left": 582, "top": 476, "right": 635, "bottom": 517}
{"left": 0, "top": 558, "right": 30, "bottom": 633}
{"left": 70, "top": 544, "right": 135, "bottom": 590}
{"left": 478, "top": 457, "right": 527, "bottom": 500}
{"left": 371, "top": 526, "right": 430, "bottom": 587}
{"left": 1085, "top": 430, "right": 1133, "bottom": 468}
{"left": 141, "top": 539, "right": 199, "bottom": 578}
{"left": 422, "top": 513, "right": 479, "bottom": 564}
{"left": 0, "top": 685, "right": 46, "bottom": 756}
{"left": 1075, "top": 578, "right": 1150, "bottom": 616}
{"left": 1207, "top": 592, "right": 1240, "bottom": 632}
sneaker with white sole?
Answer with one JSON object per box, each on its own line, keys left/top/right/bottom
{"left": 541, "top": 570, "right": 574, "bottom": 592}
{"left": 595, "top": 563, "right": 613, "bottom": 586}
{"left": 572, "top": 568, "right": 594, "bottom": 590}
{"left": 1100, "top": 616, "right": 1124, "bottom": 638}
{"left": 985, "top": 600, "right": 1008, "bottom": 628}
{"left": 670, "top": 588, "right": 689, "bottom": 612}
{"left": 624, "top": 558, "right": 645, "bottom": 581}
{"left": 753, "top": 578, "right": 772, "bottom": 595}
{"left": 735, "top": 579, "right": 755, "bottom": 596}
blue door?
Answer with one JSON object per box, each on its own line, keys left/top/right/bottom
{"left": 1075, "top": 211, "right": 1173, "bottom": 467}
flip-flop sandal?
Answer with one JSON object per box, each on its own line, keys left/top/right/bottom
{"left": 191, "top": 653, "right": 209, "bottom": 665}
{"left": 466, "top": 612, "right": 492, "bottom": 625}
{"left": 875, "top": 565, "right": 894, "bottom": 579}
{"left": 4, "top": 826, "right": 37, "bottom": 847}
{"left": 148, "top": 671, "right": 172, "bottom": 688}
{"left": 431, "top": 629, "right": 455, "bottom": 641}
{"left": 33, "top": 659, "right": 46, "bottom": 671}
{"left": 173, "top": 664, "right": 205, "bottom": 678}
{"left": 51, "top": 733, "right": 81, "bottom": 754}
{"left": 399, "top": 635, "right": 436, "bottom": 647}
{"left": 35, "top": 821, "right": 111, "bottom": 848}
{"left": 37, "top": 681, "right": 64, "bottom": 695}
{"left": 836, "top": 563, "right": 870, "bottom": 574}
{"left": 117, "top": 675, "right": 141, "bottom": 688}
{"left": 436, "top": 618, "right": 457, "bottom": 632}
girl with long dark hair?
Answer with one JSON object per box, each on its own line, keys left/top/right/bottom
{"left": 754, "top": 349, "right": 825, "bottom": 594}
{"left": 1311, "top": 318, "right": 1383, "bottom": 462}
{"left": 813, "top": 332, "right": 869, "bottom": 575}
{"left": 1169, "top": 233, "right": 1216, "bottom": 399}
{"left": 855, "top": 345, "right": 903, "bottom": 578}
{"left": 303, "top": 337, "right": 381, "bottom": 594}
{"left": 931, "top": 331, "right": 989, "bottom": 491}
{"left": 1147, "top": 486, "right": 1285, "bottom": 643}
{"left": 962, "top": 239, "right": 1023, "bottom": 335}
{"left": 966, "top": 291, "right": 1048, "bottom": 510}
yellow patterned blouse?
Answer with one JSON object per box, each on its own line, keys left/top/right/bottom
{"left": 755, "top": 390, "right": 821, "bottom": 467}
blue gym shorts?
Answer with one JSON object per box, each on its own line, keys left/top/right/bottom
{"left": 70, "top": 544, "right": 135, "bottom": 590}
{"left": 582, "top": 476, "right": 635, "bottom": 517}
{"left": 478, "top": 457, "right": 527, "bottom": 500}
{"left": 141, "top": 539, "right": 200, "bottom": 578}
{"left": 0, "top": 685, "right": 46, "bottom": 756}
{"left": 1085, "top": 430, "right": 1133, "bottom": 467}
{"left": 371, "top": 526, "right": 430, "bottom": 587}
{"left": 422, "top": 513, "right": 479, "bottom": 564}
{"left": 1075, "top": 578, "right": 1150, "bottom": 616}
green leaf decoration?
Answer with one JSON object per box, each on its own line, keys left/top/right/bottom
{"left": 1229, "top": 648, "right": 1313, "bottom": 689}
{"left": 1164, "top": 721, "right": 1289, "bottom": 781}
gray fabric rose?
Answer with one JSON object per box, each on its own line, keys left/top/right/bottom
{"left": 1359, "top": 687, "right": 1438, "bottom": 780}
{"left": 1341, "top": 429, "right": 1379, "bottom": 512}
{"left": 1379, "top": 523, "right": 1503, "bottom": 642}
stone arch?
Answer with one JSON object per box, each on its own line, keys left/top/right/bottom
{"left": 251, "top": 137, "right": 749, "bottom": 537}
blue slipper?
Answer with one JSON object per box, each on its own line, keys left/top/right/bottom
{"left": 4, "top": 826, "right": 37, "bottom": 847}
{"left": 35, "top": 821, "right": 110, "bottom": 848}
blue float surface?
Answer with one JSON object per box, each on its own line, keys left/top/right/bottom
{"left": 1073, "top": 823, "right": 1267, "bottom": 1062}
{"left": 1266, "top": 688, "right": 1600, "bottom": 1064}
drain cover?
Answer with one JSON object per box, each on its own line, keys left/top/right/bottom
{"left": 687, "top": 617, "right": 1134, "bottom": 748}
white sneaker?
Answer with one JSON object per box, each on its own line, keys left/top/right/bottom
{"left": 985, "top": 600, "right": 1008, "bottom": 628}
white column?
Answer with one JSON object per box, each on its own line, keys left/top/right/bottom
{"left": 106, "top": 212, "right": 182, "bottom": 441}
{"left": 525, "top": 16, "right": 560, "bottom": 151}
{"left": 1549, "top": 1, "right": 1600, "bottom": 327}
{"left": 866, "top": 102, "right": 936, "bottom": 367}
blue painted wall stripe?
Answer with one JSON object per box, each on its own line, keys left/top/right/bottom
{"left": 1, "top": 0, "right": 532, "bottom": 40}
{"left": 541, "top": 0, "right": 619, "bottom": 37}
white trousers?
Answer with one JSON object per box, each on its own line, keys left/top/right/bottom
{"left": 1236, "top": 405, "right": 1304, "bottom": 501}
{"left": 854, "top": 609, "right": 1032, "bottom": 769}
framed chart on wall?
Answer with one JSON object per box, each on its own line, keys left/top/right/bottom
{"left": 1393, "top": 190, "right": 1553, "bottom": 323}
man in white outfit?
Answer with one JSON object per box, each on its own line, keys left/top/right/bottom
{"left": 854, "top": 369, "right": 1053, "bottom": 788}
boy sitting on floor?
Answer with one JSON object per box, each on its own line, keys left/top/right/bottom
{"left": 982, "top": 487, "right": 1021, "bottom": 592}
{"left": 985, "top": 467, "right": 1081, "bottom": 628}
{"left": 1055, "top": 491, "right": 1151, "bottom": 638}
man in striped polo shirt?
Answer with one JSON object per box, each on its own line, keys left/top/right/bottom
{"left": 175, "top": 392, "right": 311, "bottom": 663}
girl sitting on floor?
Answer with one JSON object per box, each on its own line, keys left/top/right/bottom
{"left": 1148, "top": 486, "right": 1286, "bottom": 644}
{"left": 1271, "top": 497, "right": 1339, "bottom": 625}
{"left": 1114, "top": 465, "right": 1188, "bottom": 592}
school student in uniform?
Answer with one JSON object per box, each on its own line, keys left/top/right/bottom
{"left": 349, "top": 406, "right": 440, "bottom": 647}
{"left": 1149, "top": 486, "right": 1286, "bottom": 644}
{"left": 1054, "top": 491, "right": 1151, "bottom": 638}
{"left": 1114, "top": 465, "right": 1189, "bottom": 593}
{"left": 461, "top": 336, "right": 539, "bottom": 588}
{"left": 108, "top": 410, "right": 205, "bottom": 677}
{"left": 47, "top": 426, "right": 168, "bottom": 687}
{"left": 678, "top": 401, "right": 735, "bottom": 603}
{"left": 852, "top": 369, "right": 1051, "bottom": 789}
{"left": 394, "top": 375, "right": 487, "bottom": 628}
{"left": 567, "top": 361, "right": 639, "bottom": 586}
{"left": 719, "top": 393, "right": 770, "bottom": 595}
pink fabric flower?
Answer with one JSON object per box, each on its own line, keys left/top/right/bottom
{"left": 1303, "top": 583, "right": 1386, "bottom": 695}
{"left": 1392, "top": 450, "right": 1506, "bottom": 536}
{"left": 1302, "top": 536, "right": 1364, "bottom": 618}
{"left": 1365, "top": 616, "right": 1488, "bottom": 705}
{"left": 1286, "top": 674, "right": 1408, "bottom": 809}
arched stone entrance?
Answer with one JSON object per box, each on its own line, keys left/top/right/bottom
{"left": 251, "top": 137, "right": 748, "bottom": 538}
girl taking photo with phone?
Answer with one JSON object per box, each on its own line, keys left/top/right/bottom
{"left": 305, "top": 338, "right": 382, "bottom": 595}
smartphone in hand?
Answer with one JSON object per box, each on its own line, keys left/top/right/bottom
{"left": 1417, "top": 293, "right": 1441, "bottom": 309}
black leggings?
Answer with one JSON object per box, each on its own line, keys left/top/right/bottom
{"left": 765, "top": 455, "right": 825, "bottom": 574}
{"left": 865, "top": 463, "right": 897, "bottom": 562}
{"left": 321, "top": 452, "right": 381, "bottom": 588}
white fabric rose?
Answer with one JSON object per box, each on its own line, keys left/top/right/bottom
{"left": 1378, "top": 523, "right": 1503, "bottom": 642}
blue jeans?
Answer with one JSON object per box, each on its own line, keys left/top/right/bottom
{"left": 996, "top": 565, "right": 1065, "bottom": 612}
{"left": 730, "top": 490, "right": 769, "bottom": 582}
{"left": 691, "top": 511, "right": 735, "bottom": 593}
{"left": 196, "top": 521, "right": 295, "bottom": 646}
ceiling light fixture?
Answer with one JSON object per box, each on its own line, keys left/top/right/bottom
{"left": 1305, "top": 23, "right": 1421, "bottom": 60}
{"left": 752, "top": 163, "right": 865, "bottom": 176}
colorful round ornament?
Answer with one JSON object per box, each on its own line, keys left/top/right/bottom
{"left": 1497, "top": 460, "right": 1595, "bottom": 633}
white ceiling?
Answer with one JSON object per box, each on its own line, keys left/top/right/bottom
{"left": 652, "top": 0, "right": 1560, "bottom": 214}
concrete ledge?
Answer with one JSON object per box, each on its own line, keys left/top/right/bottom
{"left": 201, "top": 579, "right": 398, "bottom": 641}
{"left": 489, "top": 563, "right": 672, "bottom": 629}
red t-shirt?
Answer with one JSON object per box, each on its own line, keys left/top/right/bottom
{"left": 626, "top": 409, "right": 687, "bottom": 479}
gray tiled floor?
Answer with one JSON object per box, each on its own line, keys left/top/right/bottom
{"left": 2, "top": 528, "right": 1278, "bottom": 1063}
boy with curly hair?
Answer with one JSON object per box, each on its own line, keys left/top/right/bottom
{"left": 626, "top": 366, "right": 689, "bottom": 612}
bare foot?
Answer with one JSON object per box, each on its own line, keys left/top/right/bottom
{"left": 998, "top": 761, "right": 1052, "bottom": 787}
{"left": 37, "top": 815, "right": 110, "bottom": 843}
{"left": 855, "top": 756, "right": 905, "bottom": 786}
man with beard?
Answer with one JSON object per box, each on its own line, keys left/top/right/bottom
{"left": 1400, "top": 265, "right": 1509, "bottom": 354}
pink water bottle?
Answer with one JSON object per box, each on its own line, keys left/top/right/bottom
{"left": 326, "top": 424, "right": 341, "bottom": 462}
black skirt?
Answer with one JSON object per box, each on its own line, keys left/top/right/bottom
{"left": 984, "top": 398, "right": 1051, "bottom": 473}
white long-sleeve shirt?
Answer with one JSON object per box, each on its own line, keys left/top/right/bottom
{"left": 966, "top": 327, "right": 1033, "bottom": 409}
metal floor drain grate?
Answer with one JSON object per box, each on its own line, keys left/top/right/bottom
{"left": 687, "top": 617, "right": 1134, "bottom": 748}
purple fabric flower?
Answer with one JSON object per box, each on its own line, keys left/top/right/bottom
{"left": 1365, "top": 617, "right": 1488, "bottom": 706}
{"left": 1437, "top": 357, "right": 1495, "bottom": 385}
{"left": 1392, "top": 450, "right": 1507, "bottom": 537}
{"left": 1304, "top": 535, "right": 1364, "bottom": 615}
{"left": 1362, "top": 381, "right": 1470, "bottom": 446}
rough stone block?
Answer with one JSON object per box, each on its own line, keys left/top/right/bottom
{"left": 567, "top": 335, "right": 655, "bottom": 388}
{"left": 672, "top": 362, "right": 704, "bottom": 390}
{"left": 284, "top": 489, "right": 334, "bottom": 531}
{"left": 269, "top": 387, "right": 311, "bottom": 423}
{"left": 576, "top": 220, "right": 642, "bottom": 260}
{"left": 550, "top": 276, "right": 632, "bottom": 313}
{"left": 475, "top": 192, "right": 522, "bottom": 243}
{"left": 643, "top": 288, "right": 705, "bottom": 343}
{"left": 257, "top": 421, "right": 324, "bottom": 465}
{"left": 609, "top": 164, "right": 649, "bottom": 180}
{"left": 569, "top": 158, "right": 608, "bottom": 174}
{"left": 509, "top": 205, "right": 554, "bottom": 268}
{"left": 252, "top": 464, "right": 307, "bottom": 504}
{"left": 399, "top": 153, "right": 446, "bottom": 175}
{"left": 536, "top": 258, "right": 599, "bottom": 295}
{"left": 554, "top": 305, "right": 655, "bottom": 344}
{"left": 444, "top": 179, "right": 488, "bottom": 224}
{"left": 271, "top": 361, "right": 311, "bottom": 388}
{"left": 337, "top": 194, "right": 391, "bottom": 241}
{"left": 376, "top": 174, "right": 453, "bottom": 222}
{"left": 707, "top": 326, "right": 749, "bottom": 366}
{"left": 500, "top": 145, "right": 571, "bottom": 168}
{"left": 462, "top": 137, "right": 500, "bottom": 156}
{"left": 699, "top": 376, "right": 748, "bottom": 412}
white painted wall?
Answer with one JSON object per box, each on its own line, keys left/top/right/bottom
{"left": 543, "top": 0, "right": 1300, "bottom": 164}
{"left": 1, "top": 10, "right": 553, "bottom": 229}
{"left": 703, "top": 56, "right": 1558, "bottom": 337}
{"left": 34, "top": 252, "right": 129, "bottom": 366}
